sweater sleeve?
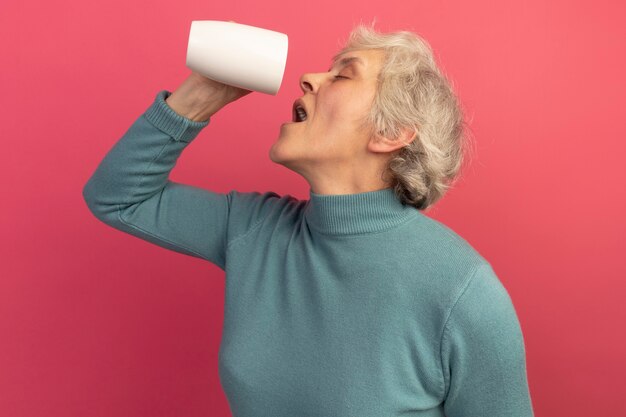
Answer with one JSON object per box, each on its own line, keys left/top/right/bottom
{"left": 82, "top": 90, "right": 281, "bottom": 271}
{"left": 440, "top": 262, "right": 534, "bottom": 417}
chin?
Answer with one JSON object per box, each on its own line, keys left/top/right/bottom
{"left": 269, "top": 141, "right": 290, "bottom": 166}
{"left": 268, "top": 141, "right": 281, "bottom": 163}
{"left": 268, "top": 144, "right": 303, "bottom": 174}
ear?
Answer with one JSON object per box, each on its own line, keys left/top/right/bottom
{"left": 367, "top": 127, "right": 417, "bottom": 154}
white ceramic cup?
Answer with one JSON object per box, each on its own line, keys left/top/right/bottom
{"left": 186, "top": 20, "right": 289, "bottom": 95}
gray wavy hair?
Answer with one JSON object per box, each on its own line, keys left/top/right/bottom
{"left": 334, "top": 21, "right": 474, "bottom": 211}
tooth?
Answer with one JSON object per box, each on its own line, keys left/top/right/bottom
{"left": 296, "top": 108, "right": 307, "bottom": 121}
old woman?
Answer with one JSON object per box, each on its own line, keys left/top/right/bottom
{"left": 83, "top": 22, "right": 534, "bottom": 417}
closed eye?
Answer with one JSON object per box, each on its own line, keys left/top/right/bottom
{"left": 334, "top": 75, "right": 349, "bottom": 80}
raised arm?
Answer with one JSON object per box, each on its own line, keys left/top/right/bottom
{"left": 82, "top": 73, "right": 254, "bottom": 270}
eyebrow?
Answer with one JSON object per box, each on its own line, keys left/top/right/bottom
{"left": 327, "top": 56, "right": 364, "bottom": 72}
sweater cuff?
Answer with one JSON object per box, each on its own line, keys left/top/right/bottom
{"left": 143, "top": 90, "right": 211, "bottom": 142}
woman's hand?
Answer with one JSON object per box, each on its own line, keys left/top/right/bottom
{"left": 188, "top": 70, "right": 253, "bottom": 105}
{"left": 166, "top": 71, "right": 253, "bottom": 122}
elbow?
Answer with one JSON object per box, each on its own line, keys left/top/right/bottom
{"left": 82, "top": 181, "right": 98, "bottom": 215}
{"left": 82, "top": 178, "right": 118, "bottom": 222}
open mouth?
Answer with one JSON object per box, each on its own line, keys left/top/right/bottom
{"left": 292, "top": 100, "right": 308, "bottom": 123}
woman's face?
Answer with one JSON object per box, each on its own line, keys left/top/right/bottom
{"left": 269, "top": 49, "right": 387, "bottom": 184}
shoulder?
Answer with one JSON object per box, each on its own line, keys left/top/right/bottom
{"left": 227, "top": 189, "right": 303, "bottom": 216}
{"left": 419, "top": 213, "right": 482, "bottom": 256}
{"left": 390, "top": 211, "right": 515, "bottom": 320}
{"left": 225, "top": 190, "right": 306, "bottom": 245}
{"left": 402, "top": 211, "right": 489, "bottom": 280}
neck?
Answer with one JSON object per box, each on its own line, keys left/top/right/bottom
{"left": 309, "top": 182, "right": 391, "bottom": 196}
{"left": 303, "top": 158, "right": 392, "bottom": 196}
{"left": 304, "top": 186, "right": 417, "bottom": 236}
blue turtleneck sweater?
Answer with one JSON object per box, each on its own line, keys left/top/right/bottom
{"left": 82, "top": 90, "right": 534, "bottom": 417}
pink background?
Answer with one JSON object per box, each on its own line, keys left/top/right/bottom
{"left": 2, "top": 0, "right": 625, "bottom": 416}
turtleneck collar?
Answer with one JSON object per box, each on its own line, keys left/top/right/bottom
{"left": 303, "top": 187, "right": 417, "bottom": 236}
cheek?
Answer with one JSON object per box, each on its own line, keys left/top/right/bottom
{"left": 317, "top": 94, "right": 341, "bottom": 120}
{"left": 317, "top": 93, "right": 362, "bottom": 127}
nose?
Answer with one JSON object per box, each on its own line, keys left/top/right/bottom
{"left": 299, "top": 69, "right": 330, "bottom": 94}
{"left": 299, "top": 73, "right": 314, "bottom": 94}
